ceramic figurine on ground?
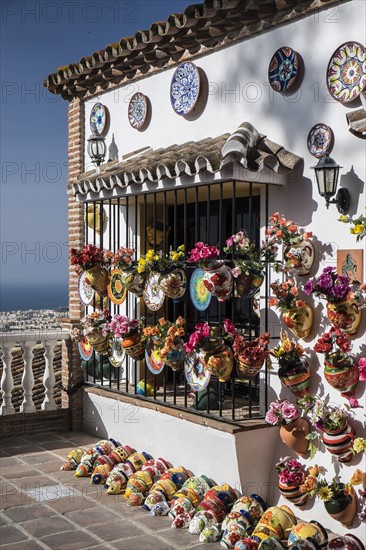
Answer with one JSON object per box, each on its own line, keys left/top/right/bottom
{"left": 74, "top": 449, "right": 99, "bottom": 477}
{"left": 90, "top": 463, "right": 113, "bottom": 484}
{"left": 61, "top": 448, "right": 84, "bottom": 471}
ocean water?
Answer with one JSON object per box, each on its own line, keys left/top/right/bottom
{"left": 0, "top": 284, "right": 68, "bottom": 312}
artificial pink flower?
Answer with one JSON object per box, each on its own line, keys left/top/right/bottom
{"left": 358, "top": 357, "right": 366, "bottom": 382}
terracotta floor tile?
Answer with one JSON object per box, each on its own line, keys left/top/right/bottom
{"left": 0, "top": 492, "right": 34, "bottom": 509}
{"left": 1, "top": 438, "right": 29, "bottom": 447}
{"left": 112, "top": 535, "right": 174, "bottom": 550}
{"left": 24, "top": 433, "right": 66, "bottom": 443}
{"left": 3, "top": 503, "right": 56, "bottom": 522}
{"left": 40, "top": 529, "right": 101, "bottom": 550}
{"left": 46, "top": 495, "right": 96, "bottom": 513}
{"left": 37, "top": 441, "right": 76, "bottom": 451}
{"left": 22, "top": 514, "right": 76, "bottom": 537}
{"left": 20, "top": 452, "right": 58, "bottom": 465}
{"left": 136, "top": 512, "right": 173, "bottom": 532}
{"left": 36, "top": 460, "right": 67, "bottom": 474}
{"left": 88, "top": 519, "right": 144, "bottom": 542}
{"left": 0, "top": 457, "right": 23, "bottom": 469}
{"left": 5, "top": 444, "right": 44, "bottom": 455}
{"left": 1, "top": 541, "right": 43, "bottom": 550}
{"left": 1, "top": 468, "right": 41, "bottom": 479}
{"left": 0, "top": 525, "right": 28, "bottom": 545}
{"left": 64, "top": 506, "right": 117, "bottom": 527}
{"left": 12, "top": 475, "right": 56, "bottom": 491}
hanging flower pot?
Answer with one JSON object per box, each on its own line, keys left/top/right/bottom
{"left": 278, "top": 481, "right": 308, "bottom": 507}
{"left": 324, "top": 486, "right": 357, "bottom": 528}
{"left": 288, "top": 521, "right": 328, "bottom": 548}
{"left": 324, "top": 357, "right": 359, "bottom": 398}
{"left": 121, "top": 331, "right": 145, "bottom": 361}
{"left": 84, "top": 266, "right": 109, "bottom": 297}
{"left": 327, "top": 534, "right": 365, "bottom": 550}
{"left": 121, "top": 268, "right": 146, "bottom": 296}
{"left": 86, "top": 332, "right": 110, "bottom": 354}
{"left": 282, "top": 303, "right": 313, "bottom": 339}
{"left": 234, "top": 332, "right": 270, "bottom": 381}
{"left": 202, "top": 261, "right": 233, "bottom": 302}
{"left": 236, "top": 356, "right": 265, "bottom": 381}
{"left": 279, "top": 417, "right": 310, "bottom": 457}
{"left": 204, "top": 345, "right": 234, "bottom": 382}
{"left": 278, "top": 359, "right": 311, "bottom": 398}
{"left": 326, "top": 299, "right": 361, "bottom": 335}
{"left": 284, "top": 239, "right": 315, "bottom": 276}
{"left": 158, "top": 268, "right": 186, "bottom": 302}
{"left": 235, "top": 268, "right": 264, "bottom": 298}
{"left": 162, "top": 338, "right": 186, "bottom": 371}
{"left": 322, "top": 421, "right": 355, "bottom": 463}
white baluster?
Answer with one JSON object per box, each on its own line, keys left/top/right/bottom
{"left": 20, "top": 342, "right": 36, "bottom": 413}
{"left": 0, "top": 344, "right": 15, "bottom": 416}
{"left": 41, "top": 341, "right": 56, "bottom": 411}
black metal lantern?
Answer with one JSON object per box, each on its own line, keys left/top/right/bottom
{"left": 87, "top": 131, "right": 106, "bottom": 167}
{"left": 311, "top": 152, "right": 349, "bottom": 214}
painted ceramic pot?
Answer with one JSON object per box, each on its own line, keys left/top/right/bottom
{"left": 324, "top": 487, "right": 357, "bottom": 527}
{"left": 204, "top": 484, "right": 237, "bottom": 510}
{"left": 125, "top": 452, "right": 152, "bottom": 475}
{"left": 196, "top": 496, "right": 227, "bottom": 522}
{"left": 253, "top": 505, "right": 296, "bottom": 541}
{"left": 161, "top": 466, "right": 190, "bottom": 489}
{"left": 90, "top": 463, "right": 112, "bottom": 484}
{"left": 203, "top": 262, "right": 234, "bottom": 302}
{"left": 173, "top": 487, "right": 201, "bottom": 508}
{"left": 322, "top": 421, "right": 355, "bottom": 463}
{"left": 278, "top": 481, "right": 308, "bottom": 507}
{"left": 121, "top": 268, "right": 146, "bottom": 296}
{"left": 327, "top": 534, "right": 365, "bottom": 550}
{"left": 95, "top": 439, "right": 116, "bottom": 455}
{"left": 324, "top": 357, "right": 359, "bottom": 398}
{"left": 162, "top": 338, "right": 186, "bottom": 371}
{"left": 282, "top": 303, "right": 313, "bottom": 339}
{"left": 121, "top": 331, "right": 145, "bottom": 361}
{"left": 222, "top": 523, "right": 249, "bottom": 548}
{"left": 172, "top": 511, "right": 194, "bottom": 528}
{"left": 127, "top": 492, "right": 145, "bottom": 506}
{"left": 236, "top": 356, "right": 264, "bottom": 381}
{"left": 189, "top": 510, "right": 217, "bottom": 534}
{"left": 142, "top": 490, "right": 166, "bottom": 511}
{"left": 199, "top": 524, "right": 221, "bottom": 543}
{"left": 158, "top": 268, "right": 186, "bottom": 301}
{"left": 88, "top": 332, "right": 111, "bottom": 355}
{"left": 169, "top": 497, "right": 195, "bottom": 519}
{"left": 326, "top": 299, "right": 361, "bottom": 335}
{"left": 222, "top": 511, "right": 249, "bottom": 532}
{"left": 205, "top": 345, "right": 234, "bottom": 382}
{"left": 231, "top": 495, "right": 267, "bottom": 533}
{"left": 125, "top": 470, "right": 154, "bottom": 498}
{"left": 150, "top": 500, "right": 170, "bottom": 516}
{"left": 92, "top": 454, "right": 115, "bottom": 469}
{"left": 61, "top": 448, "right": 84, "bottom": 471}
{"left": 105, "top": 463, "right": 131, "bottom": 494}
{"left": 235, "top": 540, "right": 260, "bottom": 550}
{"left": 109, "top": 445, "right": 135, "bottom": 465}
{"left": 279, "top": 417, "right": 310, "bottom": 457}
{"left": 150, "top": 479, "right": 177, "bottom": 501}
{"left": 182, "top": 475, "right": 214, "bottom": 501}
{"left": 287, "top": 540, "right": 322, "bottom": 550}
{"left": 74, "top": 450, "right": 99, "bottom": 477}
{"left": 84, "top": 266, "right": 109, "bottom": 297}
{"left": 142, "top": 457, "right": 170, "bottom": 479}
{"left": 284, "top": 240, "right": 314, "bottom": 276}
{"left": 235, "top": 268, "right": 264, "bottom": 298}
{"left": 278, "top": 359, "right": 310, "bottom": 397}
{"left": 288, "top": 521, "right": 328, "bottom": 548}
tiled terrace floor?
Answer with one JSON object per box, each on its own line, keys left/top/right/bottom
{"left": 0, "top": 431, "right": 222, "bottom": 550}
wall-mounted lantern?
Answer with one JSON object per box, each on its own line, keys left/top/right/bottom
{"left": 311, "top": 152, "right": 350, "bottom": 214}
{"left": 87, "top": 131, "right": 106, "bottom": 168}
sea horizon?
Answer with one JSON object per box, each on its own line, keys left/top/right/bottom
{"left": 0, "top": 283, "right": 68, "bottom": 313}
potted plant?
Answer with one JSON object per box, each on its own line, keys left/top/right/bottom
{"left": 265, "top": 212, "right": 314, "bottom": 275}
{"left": 269, "top": 278, "right": 313, "bottom": 339}
{"left": 265, "top": 399, "right": 309, "bottom": 456}
{"left": 187, "top": 242, "right": 233, "bottom": 302}
{"left": 304, "top": 267, "right": 362, "bottom": 335}
{"left": 298, "top": 395, "right": 355, "bottom": 463}
{"left": 271, "top": 331, "right": 310, "bottom": 397}
{"left": 143, "top": 317, "right": 186, "bottom": 371}
{"left": 108, "top": 314, "right": 145, "bottom": 361}
{"left": 70, "top": 244, "right": 109, "bottom": 296}
{"left": 233, "top": 332, "right": 270, "bottom": 381}
{"left": 275, "top": 457, "right": 308, "bottom": 507}
{"left": 72, "top": 309, "right": 112, "bottom": 354}
{"left": 314, "top": 327, "right": 359, "bottom": 399}
{"left": 157, "top": 245, "right": 187, "bottom": 302}
{"left": 339, "top": 211, "right": 366, "bottom": 241}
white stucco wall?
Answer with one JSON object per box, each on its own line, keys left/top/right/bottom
{"left": 82, "top": 0, "right": 365, "bottom": 538}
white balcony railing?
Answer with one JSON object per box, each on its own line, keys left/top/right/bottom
{"left": 0, "top": 330, "right": 70, "bottom": 416}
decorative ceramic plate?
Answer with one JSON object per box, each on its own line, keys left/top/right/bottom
{"left": 78, "top": 339, "right": 93, "bottom": 361}
{"left": 78, "top": 271, "right": 95, "bottom": 306}
{"left": 189, "top": 268, "right": 211, "bottom": 312}
{"left": 128, "top": 93, "right": 149, "bottom": 129}
{"left": 170, "top": 62, "right": 200, "bottom": 116}
{"left": 184, "top": 352, "right": 211, "bottom": 392}
{"left": 145, "top": 340, "right": 165, "bottom": 375}
{"left": 268, "top": 47, "right": 299, "bottom": 92}
{"left": 90, "top": 102, "right": 109, "bottom": 135}
{"left": 307, "top": 123, "right": 334, "bottom": 158}
{"left": 143, "top": 273, "right": 165, "bottom": 312}
{"left": 107, "top": 269, "right": 127, "bottom": 305}
{"left": 327, "top": 42, "right": 366, "bottom": 102}
{"left": 109, "top": 338, "right": 125, "bottom": 368}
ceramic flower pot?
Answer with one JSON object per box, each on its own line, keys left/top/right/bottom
{"left": 125, "top": 470, "right": 154, "bottom": 498}
{"left": 326, "top": 299, "right": 361, "bottom": 335}
{"left": 279, "top": 417, "right": 310, "bottom": 457}
{"left": 231, "top": 494, "right": 267, "bottom": 533}
{"left": 284, "top": 239, "right": 315, "bottom": 276}
{"left": 253, "top": 505, "right": 296, "bottom": 541}
{"left": 278, "top": 359, "right": 310, "bottom": 397}
{"left": 288, "top": 521, "right": 328, "bottom": 548}
{"left": 324, "top": 358, "right": 359, "bottom": 398}
{"left": 88, "top": 332, "right": 110, "bottom": 354}
{"left": 324, "top": 488, "right": 357, "bottom": 528}
{"left": 161, "top": 466, "right": 190, "bottom": 489}
{"left": 158, "top": 268, "right": 186, "bottom": 302}
{"left": 203, "top": 262, "right": 233, "bottom": 302}
{"left": 163, "top": 338, "right": 186, "bottom": 371}
{"left": 278, "top": 481, "right": 308, "bottom": 507}
{"left": 327, "top": 534, "right": 365, "bottom": 550}
{"left": 150, "top": 478, "right": 177, "bottom": 500}
{"left": 121, "top": 331, "right": 145, "bottom": 361}
{"left": 205, "top": 345, "right": 234, "bottom": 382}
{"left": 282, "top": 303, "right": 313, "bottom": 339}
{"left": 121, "top": 268, "right": 146, "bottom": 296}
{"left": 236, "top": 356, "right": 265, "bottom": 381}
{"left": 235, "top": 268, "right": 264, "bottom": 298}
{"left": 322, "top": 421, "right": 355, "bottom": 463}
{"left": 84, "top": 266, "right": 109, "bottom": 296}
{"left": 221, "top": 523, "right": 249, "bottom": 548}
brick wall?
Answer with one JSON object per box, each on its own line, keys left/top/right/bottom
{"left": 61, "top": 97, "right": 85, "bottom": 430}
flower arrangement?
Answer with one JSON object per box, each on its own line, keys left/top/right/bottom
{"left": 265, "top": 399, "right": 301, "bottom": 426}
{"left": 352, "top": 437, "right": 366, "bottom": 455}
{"left": 269, "top": 278, "right": 305, "bottom": 312}
{"left": 110, "top": 247, "right": 136, "bottom": 270}
{"left": 314, "top": 327, "right": 352, "bottom": 366}
{"left": 275, "top": 457, "right": 307, "bottom": 487}
{"left": 72, "top": 309, "right": 112, "bottom": 342}
{"left": 70, "top": 244, "right": 106, "bottom": 273}
{"left": 225, "top": 230, "right": 276, "bottom": 276}
{"left": 187, "top": 242, "right": 220, "bottom": 265}
{"left": 233, "top": 332, "right": 270, "bottom": 365}
{"left": 143, "top": 317, "right": 185, "bottom": 356}
{"left": 138, "top": 245, "right": 186, "bottom": 274}
{"left": 300, "top": 472, "right": 353, "bottom": 503}
{"left": 350, "top": 468, "right": 366, "bottom": 523}
{"left": 358, "top": 357, "right": 366, "bottom": 381}
{"left": 265, "top": 212, "right": 313, "bottom": 247}
{"left": 108, "top": 315, "right": 141, "bottom": 338}
{"left": 183, "top": 321, "right": 212, "bottom": 354}
{"left": 339, "top": 211, "right": 366, "bottom": 241}
{"left": 304, "top": 266, "right": 351, "bottom": 303}
{"left": 270, "top": 331, "right": 306, "bottom": 366}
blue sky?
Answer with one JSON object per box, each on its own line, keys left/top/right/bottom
{"left": 0, "top": 0, "right": 193, "bottom": 307}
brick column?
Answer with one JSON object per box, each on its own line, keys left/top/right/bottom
{"left": 61, "top": 97, "right": 85, "bottom": 430}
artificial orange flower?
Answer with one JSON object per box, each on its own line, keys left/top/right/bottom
{"left": 158, "top": 318, "right": 167, "bottom": 326}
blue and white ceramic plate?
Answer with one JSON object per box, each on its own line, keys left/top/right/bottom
{"left": 307, "top": 123, "right": 334, "bottom": 158}
{"left": 327, "top": 41, "right": 366, "bottom": 103}
{"left": 78, "top": 339, "right": 93, "bottom": 361}
{"left": 268, "top": 47, "right": 299, "bottom": 92}
{"left": 128, "top": 93, "right": 148, "bottom": 129}
{"left": 189, "top": 268, "right": 211, "bottom": 311}
{"left": 143, "top": 273, "right": 165, "bottom": 312}
{"left": 78, "top": 271, "right": 95, "bottom": 306}
{"left": 184, "top": 352, "right": 211, "bottom": 392}
{"left": 109, "top": 337, "right": 125, "bottom": 368}
{"left": 170, "top": 62, "right": 200, "bottom": 116}
{"left": 145, "top": 340, "right": 165, "bottom": 375}
{"left": 90, "top": 102, "right": 109, "bottom": 135}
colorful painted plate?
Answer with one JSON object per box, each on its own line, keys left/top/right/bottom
{"left": 128, "top": 93, "right": 149, "bottom": 129}
{"left": 189, "top": 268, "right": 211, "bottom": 312}
{"left": 109, "top": 338, "right": 125, "bottom": 368}
{"left": 107, "top": 268, "right": 127, "bottom": 305}
{"left": 307, "top": 123, "right": 334, "bottom": 158}
{"left": 268, "top": 47, "right": 299, "bottom": 92}
{"left": 184, "top": 352, "right": 211, "bottom": 392}
{"left": 170, "top": 62, "right": 200, "bottom": 116}
{"left": 78, "top": 339, "right": 93, "bottom": 361}
{"left": 327, "top": 42, "right": 366, "bottom": 103}
{"left": 90, "top": 102, "right": 109, "bottom": 135}
{"left": 145, "top": 340, "right": 165, "bottom": 375}
{"left": 78, "top": 271, "right": 95, "bottom": 306}
{"left": 143, "top": 273, "right": 165, "bottom": 312}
